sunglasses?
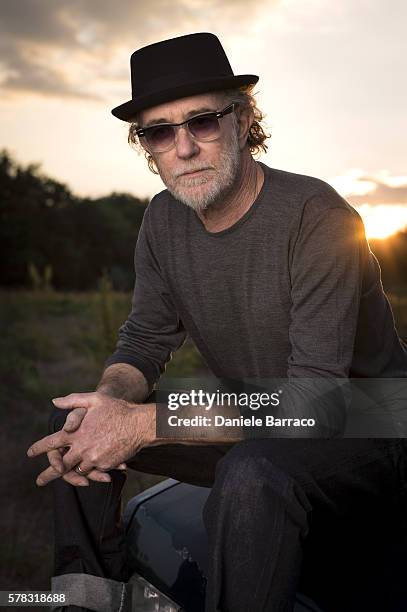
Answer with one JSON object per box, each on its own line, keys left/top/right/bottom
{"left": 135, "top": 102, "right": 238, "bottom": 153}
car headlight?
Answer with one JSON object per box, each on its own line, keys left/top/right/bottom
{"left": 131, "top": 572, "right": 182, "bottom": 611}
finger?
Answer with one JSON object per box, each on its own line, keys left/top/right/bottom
{"left": 62, "top": 471, "right": 90, "bottom": 487}
{"left": 70, "top": 461, "right": 128, "bottom": 474}
{"left": 27, "top": 431, "right": 69, "bottom": 458}
{"left": 63, "top": 463, "right": 113, "bottom": 484}
{"left": 47, "top": 449, "right": 65, "bottom": 474}
{"left": 86, "top": 464, "right": 126, "bottom": 480}
{"left": 52, "top": 393, "right": 96, "bottom": 410}
{"left": 87, "top": 469, "right": 111, "bottom": 483}
{"left": 36, "top": 464, "right": 87, "bottom": 487}
{"left": 63, "top": 408, "right": 87, "bottom": 432}
{"left": 36, "top": 464, "right": 61, "bottom": 486}
{"left": 61, "top": 450, "right": 83, "bottom": 473}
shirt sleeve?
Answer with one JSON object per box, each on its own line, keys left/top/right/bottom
{"left": 104, "top": 207, "right": 187, "bottom": 392}
{"left": 288, "top": 197, "right": 366, "bottom": 379}
{"left": 244, "top": 194, "right": 367, "bottom": 438}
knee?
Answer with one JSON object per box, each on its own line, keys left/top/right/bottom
{"left": 214, "top": 439, "right": 286, "bottom": 494}
{"left": 203, "top": 440, "right": 310, "bottom": 530}
{"left": 214, "top": 439, "right": 310, "bottom": 503}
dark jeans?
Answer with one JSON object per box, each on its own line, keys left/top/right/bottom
{"left": 48, "top": 404, "right": 407, "bottom": 612}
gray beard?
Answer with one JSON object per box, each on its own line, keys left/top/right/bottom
{"left": 158, "top": 127, "right": 242, "bottom": 213}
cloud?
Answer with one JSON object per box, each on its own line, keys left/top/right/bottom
{"left": 350, "top": 176, "right": 407, "bottom": 205}
{"left": 332, "top": 171, "right": 407, "bottom": 206}
{"left": 346, "top": 176, "right": 407, "bottom": 206}
{"left": 0, "top": 38, "right": 101, "bottom": 100}
{"left": 0, "top": 0, "right": 76, "bottom": 46}
{"left": 348, "top": 179, "right": 407, "bottom": 206}
{"left": 0, "top": 0, "right": 272, "bottom": 100}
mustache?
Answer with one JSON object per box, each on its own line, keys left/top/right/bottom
{"left": 173, "top": 165, "right": 216, "bottom": 178}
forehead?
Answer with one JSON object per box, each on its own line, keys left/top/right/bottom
{"left": 139, "top": 91, "right": 225, "bottom": 126}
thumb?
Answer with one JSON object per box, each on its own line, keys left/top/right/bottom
{"left": 63, "top": 407, "right": 87, "bottom": 432}
{"left": 52, "top": 392, "right": 94, "bottom": 410}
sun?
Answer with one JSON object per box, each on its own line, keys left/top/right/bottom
{"left": 330, "top": 171, "right": 407, "bottom": 240}
{"left": 354, "top": 204, "right": 407, "bottom": 240}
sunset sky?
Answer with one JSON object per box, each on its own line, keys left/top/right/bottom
{"left": 1, "top": 0, "right": 406, "bottom": 238}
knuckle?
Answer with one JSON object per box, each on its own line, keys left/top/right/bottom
{"left": 86, "top": 450, "right": 100, "bottom": 464}
{"left": 49, "top": 434, "right": 63, "bottom": 449}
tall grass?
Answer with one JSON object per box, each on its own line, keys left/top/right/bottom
{"left": 0, "top": 287, "right": 206, "bottom": 593}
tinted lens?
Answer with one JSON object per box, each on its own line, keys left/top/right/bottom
{"left": 188, "top": 114, "right": 220, "bottom": 140}
{"left": 146, "top": 125, "right": 175, "bottom": 150}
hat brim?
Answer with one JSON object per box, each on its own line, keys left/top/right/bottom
{"left": 111, "top": 74, "right": 259, "bottom": 122}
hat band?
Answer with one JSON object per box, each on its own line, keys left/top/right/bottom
{"left": 132, "top": 69, "right": 232, "bottom": 98}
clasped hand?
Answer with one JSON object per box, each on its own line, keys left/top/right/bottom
{"left": 27, "top": 392, "right": 155, "bottom": 487}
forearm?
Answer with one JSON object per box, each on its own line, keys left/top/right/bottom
{"left": 146, "top": 379, "right": 348, "bottom": 446}
{"left": 96, "top": 363, "right": 149, "bottom": 403}
{"left": 146, "top": 401, "right": 245, "bottom": 446}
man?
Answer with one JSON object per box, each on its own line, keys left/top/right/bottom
{"left": 28, "top": 33, "right": 407, "bottom": 612}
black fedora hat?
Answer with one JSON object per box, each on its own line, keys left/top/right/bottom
{"left": 111, "top": 32, "right": 259, "bottom": 122}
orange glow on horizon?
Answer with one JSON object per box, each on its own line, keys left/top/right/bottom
{"left": 354, "top": 204, "right": 407, "bottom": 240}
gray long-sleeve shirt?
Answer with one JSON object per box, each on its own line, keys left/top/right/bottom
{"left": 105, "top": 162, "right": 407, "bottom": 436}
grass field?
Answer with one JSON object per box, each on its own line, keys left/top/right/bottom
{"left": 1, "top": 288, "right": 406, "bottom": 594}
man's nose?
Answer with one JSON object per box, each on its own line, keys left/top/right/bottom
{"left": 174, "top": 126, "right": 200, "bottom": 159}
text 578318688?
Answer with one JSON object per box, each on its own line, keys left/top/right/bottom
{"left": 0, "top": 591, "right": 67, "bottom": 607}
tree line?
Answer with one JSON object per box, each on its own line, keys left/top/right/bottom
{"left": 1, "top": 149, "right": 406, "bottom": 291}
{"left": 0, "top": 150, "right": 147, "bottom": 290}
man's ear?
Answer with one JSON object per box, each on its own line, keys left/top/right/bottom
{"left": 236, "top": 105, "right": 254, "bottom": 150}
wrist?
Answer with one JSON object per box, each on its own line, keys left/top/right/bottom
{"left": 129, "top": 402, "right": 157, "bottom": 446}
